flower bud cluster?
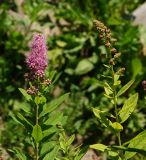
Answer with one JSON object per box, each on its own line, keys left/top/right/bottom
{"left": 27, "top": 86, "right": 38, "bottom": 95}
{"left": 26, "top": 34, "right": 48, "bottom": 79}
{"left": 93, "top": 20, "right": 121, "bottom": 66}
{"left": 24, "top": 34, "right": 52, "bottom": 95}
{"left": 41, "top": 79, "right": 52, "bottom": 85}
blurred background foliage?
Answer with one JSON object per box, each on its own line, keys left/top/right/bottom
{"left": 0, "top": 0, "right": 146, "bottom": 159}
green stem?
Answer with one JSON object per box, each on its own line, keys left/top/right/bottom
{"left": 36, "top": 104, "right": 39, "bottom": 160}
{"left": 111, "top": 66, "right": 122, "bottom": 146}
{"left": 35, "top": 77, "right": 40, "bottom": 160}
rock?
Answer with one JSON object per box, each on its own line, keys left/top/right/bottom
{"left": 132, "top": 2, "right": 146, "bottom": 56}
{"left": 132, "top": 2, "right": 146, "bottom": 27}
{"left": 81, "top": 149, "right": 101, "bottom": 160}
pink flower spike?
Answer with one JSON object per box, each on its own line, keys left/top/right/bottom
{"left": 26, "top": 34, "right": 48, "bottom": 78}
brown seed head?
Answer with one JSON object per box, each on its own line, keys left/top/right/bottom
{"left": 109, "top": 59, "right": 115, "bottom": 65}
{"left": 105, "top": 42, "right": 111, "bottom": 48}
{"left": 105, "top": 29, "right": 111, "bottom": 33}
{"left": 111, "top": 48, "right": 117, "bottom": 54}
{"left": 116, "top": 68, "right": 125, "bottom": 75}
{"left": 114, "top": 52, "right": 121, "bottom": 59}
{"left": 99, "top": 34, "right": 104, "bottom": 38}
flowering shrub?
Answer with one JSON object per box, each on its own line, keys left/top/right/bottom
{"left": 90, "top": 20, "right": 146, "bottom": 160}
{"left": 10, "top": 34, "right": 86, "bottom": 160}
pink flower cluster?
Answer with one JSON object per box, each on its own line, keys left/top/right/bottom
{"left": 26, "top": 34, "right": 48, "bottom": 78}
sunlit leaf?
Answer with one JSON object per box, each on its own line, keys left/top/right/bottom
{"left": 43, "top": 146, "right": 59, "bottom": 160}
{"left": 117, "top": 80, "right": 135, "bottom": 97}
{"left": 18, "top": 88, "right": 32, "bottom": 101}
{"left": 39, "top": 93, "right": 69, "bottom": 118}
{"left": 111, "top": 122, "right": 123, "bottom": 132}
{"left": 119, "top": 93, "right": 138, "bottom": 123}
{"left": 17, "top": 113, "right": 33, "bottom": 127}
{"left": 90, "top": 144, "right": 108, "bottom": 152}
{"left": 32, "top": 124, "right": 43, "bottom": 143}
{"left": 75, "top": 59, "right": 94, "bottom": 75}
{"left": 125, "top": 130, "right": 146, "bottom": 159}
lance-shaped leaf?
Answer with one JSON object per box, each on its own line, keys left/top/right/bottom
{"left": 17, "top": 113, "right": 33, "bottom": 127}
{"left": 39, "top": 93, "right": 69, "bottom": 118}
{"left": 66, "top": 134, "right": 75, "bottom": 146}
{"left": 114, "top": 74, "right": 121, "bottom": 86}
{"left": 90, "top": 144, "right": 108, "bottom": 152}
{"left": 43, "top": 146, "right": 59, "bottom": 160}
{"left": 119, "top": 93, "right": 138, "bottom": 123}
{"left": 10, "top": 148, "right": 27, "bottom": 160}
{"left": 93, "top": 108, "right": 113, "bottom": 131}
{"left": 40, "top": 141, "right": 56, "bottom": 156}
{"left": 104, "top": 82, "right": 113, "bottom": 95}
{"left": 18, "top": 88, "right": 32, "bottom": 101}
{"left": 32, "top": 124, "right": 43, "bottom": 143}
{"left": 125, "top": 130, "right": 146, "bottom": 159}
{"left": 111, "top": 122, "right": 123, "bottom": 132}
{"left": 74, "top": 146, "right": 88, "bottom": 160}
{"left": 117, "top": 80, "right": 135, "bottom": 97}
{"left": 44, "top": 112, "right": 64, "bottom": 125}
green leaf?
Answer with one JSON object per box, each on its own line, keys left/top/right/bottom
{"left": 104, "top": 82, "right": 113, "bottom": 95}
{"left": 60, "top": 141, "right": 66, "bottom": 151}
{"left": 90, "top": 144, "right": 108, "bottom": 152}
{"left": 9, "top": 112, "right": 23, "bottom": 126}
{"left": 111, "top": 122, "right": 123, "bottom": 132}
{"left": 117, "top": 80, "right": 135, "bottom": 97}
{"left": 75, "top": 59, "right": 94, "bottom": 75}
{"left": 44, "top": 112, "right": 64, "bottom": 125}
{"left": 132, "top": 58, "right": 142, "bottom": 78}
{"left": 93, "top": 108, "right": 113, "bottom": 130}
{"left": 108, "top": 150, "right": 119, "bottom": 157}
{"left": 17, "top": 113, "right": 33, "bottom": 127}
{"left": 43, "top": 146, "right": 59, "bottom": 160}
{"left": 104, "top": 87, "right": 113, "bottom": 95}
{"left": 56, "top": 40, "right": 67, "bottom": 47}
{"left": 43, "top": 126, "right": 58, "bottom": 138}
{"left": 39, "top": 93, "right": 69, "bottom": 118}
{"left": 18, "top": 88, "right": 32, "bottom": 101}
{"left": 12, "top": 148, "right": 27, "bottom": 160}
{"left": 40, "top": 141, "right": 56, "bottom": 156}
{"left": 125, "top": 130, "right": 146, "bottom": 159}
{"left": 119, "top": 93, "right": 138, "bottom": 123}
{"left": 67, "top": 134, "right": 75, "bottom": 146}
{"left": 114, "top": 74, "right": 121, "bottom": 86}
{"left": 34, "top": 96, "right": 46, "bottom": 105}
{"left": 74, "top": 146, "right": 88, "bottom": 160}
{"left": 111, "top": 145, "right": 146, "bottom": 156}
{"left": 32, "top": 124, "right": 43, "bottom": 143}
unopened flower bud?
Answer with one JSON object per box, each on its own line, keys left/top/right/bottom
{"left": 116, "top": 68, "right": 125, "bottom": 75}
{"left": 99, "top": 34, "right": 104, "bottom": 38}
{"left": 111, "top": 48, "right": 117, "bottom": 54}
{"left": 105, "top": 42, "right": 111, "bottom": 48}
{"left": 42, "top": 79, "right": 51, "bottom": 85}
{"left": 105, "top": 29, "right": 111, "bottom": 33}
{"left": 114, "top": 53, "right": 121, "bottom": 59}
{"left": 27, "top": 86, "right": 38, "bottom": 95}
{"left": 106, "top": 33, "right": 111, "bottom": 39}
{"left": 100, "top": 29, "right": 105, "bottom": 32}
{"left": 109, "top": 58, "right": 115, "bottom": 65}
